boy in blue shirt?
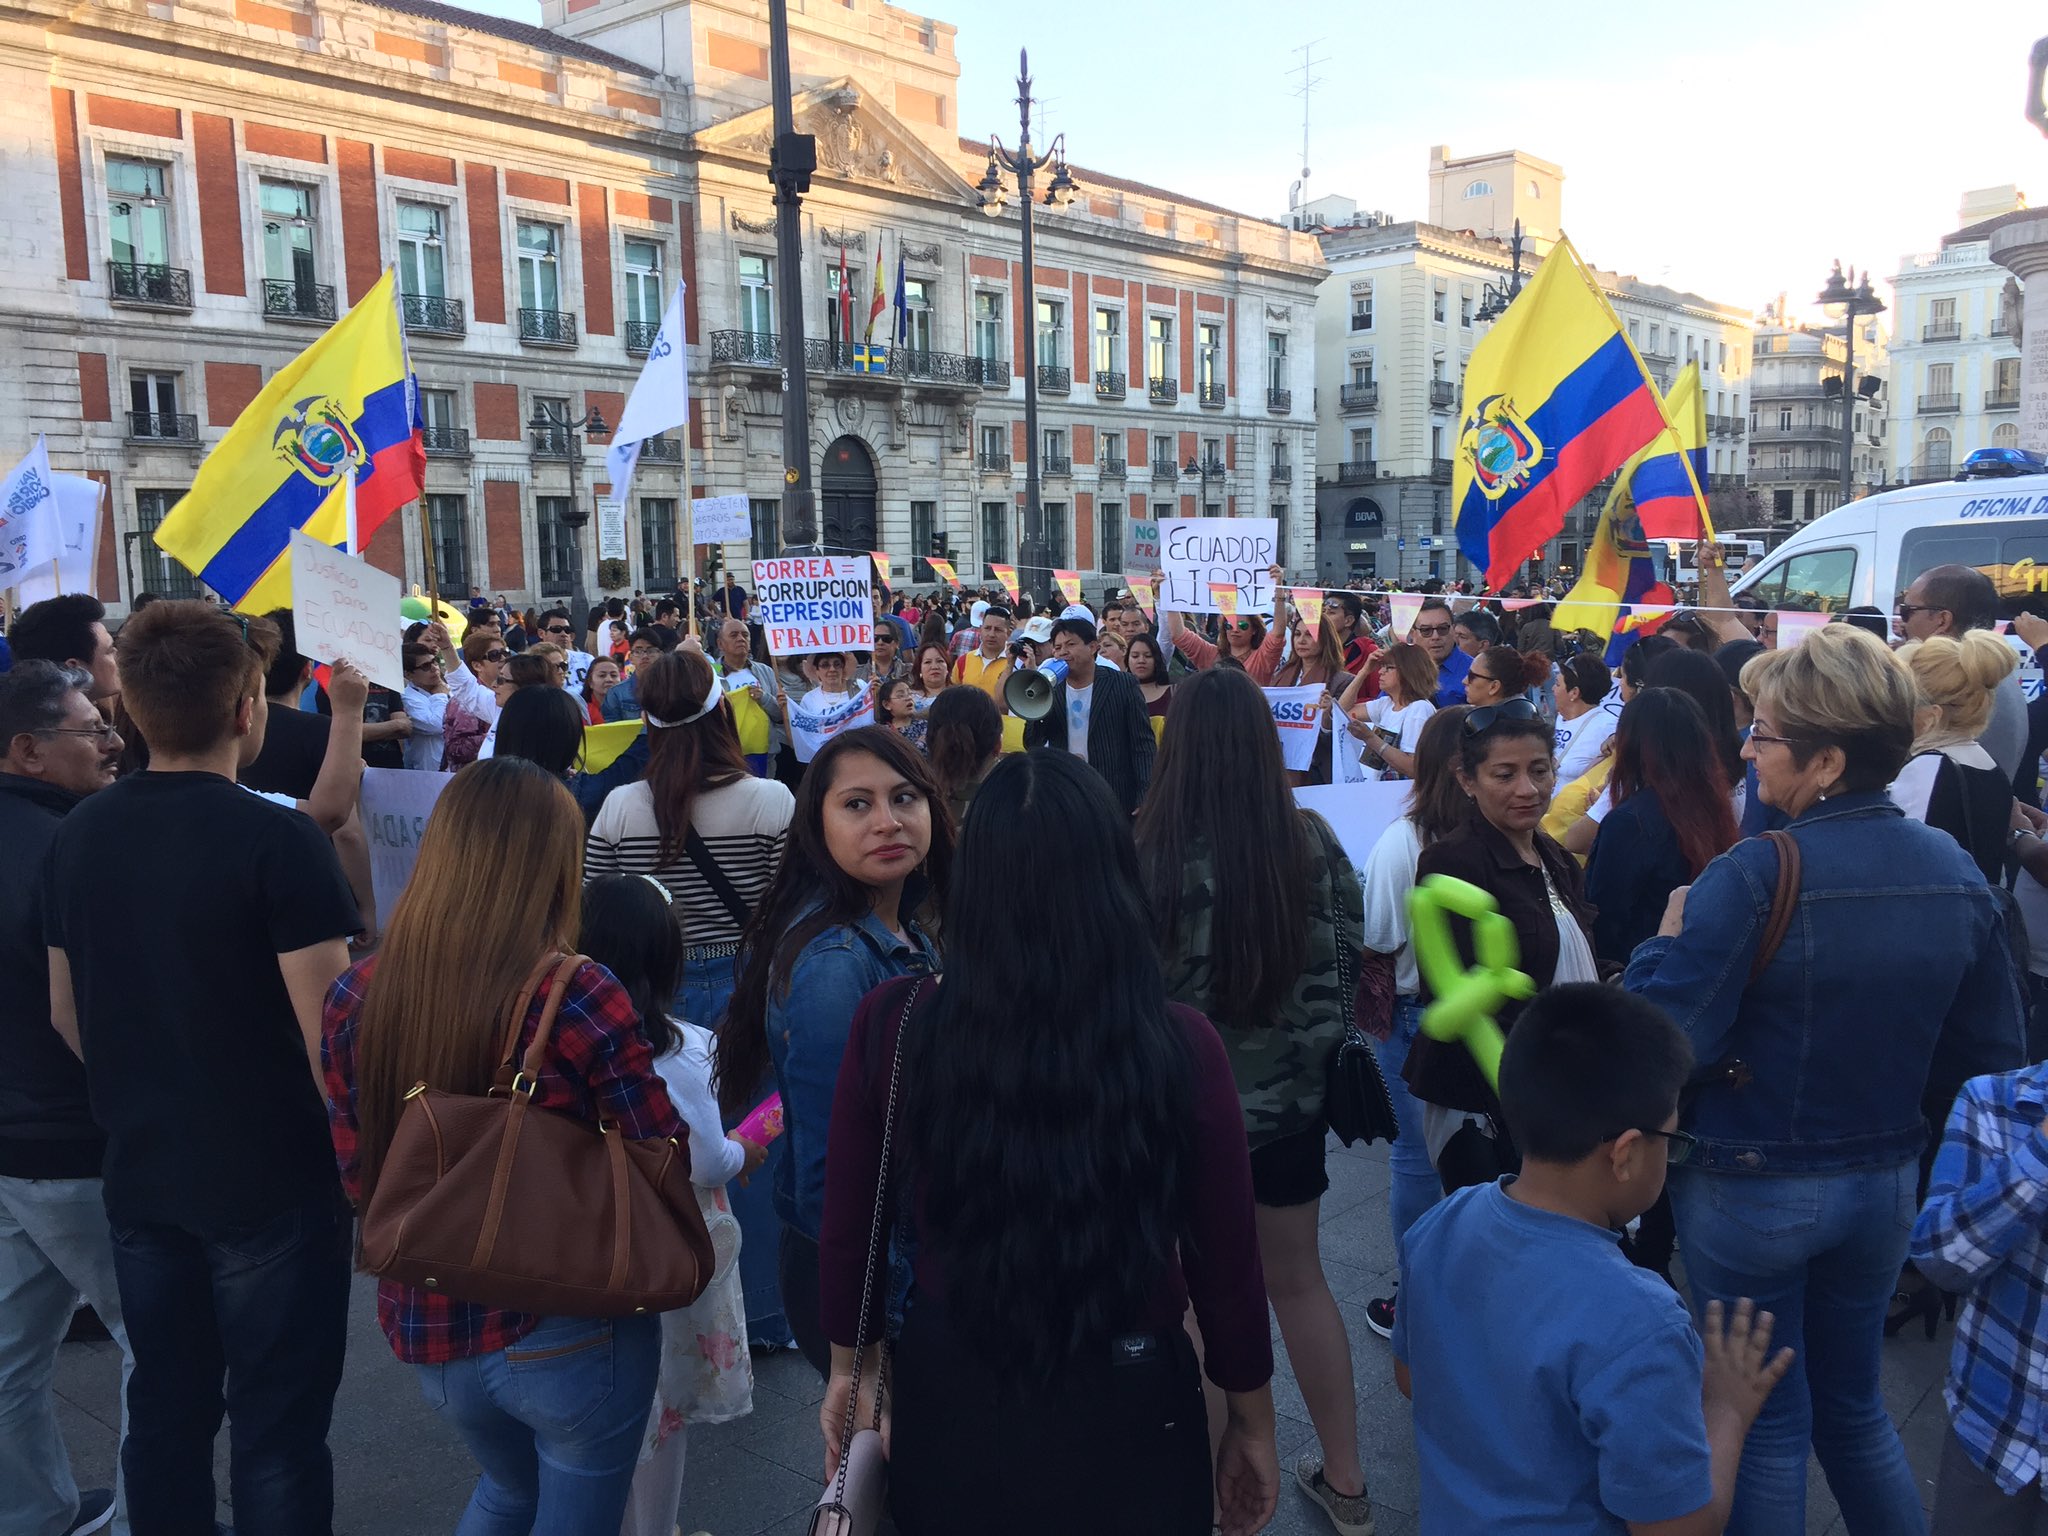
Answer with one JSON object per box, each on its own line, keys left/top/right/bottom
{"left": 1393, "top": 984, "right": 1794, "bottom": 1533}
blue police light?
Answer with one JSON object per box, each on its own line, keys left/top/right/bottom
{"left": 1958, "top": 446, "right": 2048, "bottom": 480}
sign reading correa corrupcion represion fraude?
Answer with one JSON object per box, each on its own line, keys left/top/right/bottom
{"left": 752, "top": 555, "right": 877, "bottom": 658}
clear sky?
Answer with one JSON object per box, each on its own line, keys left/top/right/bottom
{"left": 467, "top": 0, "right": 2043, "bottom": 320}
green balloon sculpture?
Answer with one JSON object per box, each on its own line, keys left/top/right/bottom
{"left": 1406, "top": 875, "right": 1536, "bottom": 1093}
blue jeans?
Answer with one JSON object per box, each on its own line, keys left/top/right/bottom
{"left": 1669, "top": 1162, "right": 1927, "bottom": 1536}
{"left": 415, "top": 1313, "right": 659, "bottom": 1536}
{"left": 1376, "top": 999, "right": 1440, "bottom": 1260}
{"left": 109, "top": 1190, "right": 351, "bottom": 1536}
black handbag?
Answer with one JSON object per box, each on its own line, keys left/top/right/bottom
{"left": 1322, "top": 833, "right": 1400, "bottom": 1147}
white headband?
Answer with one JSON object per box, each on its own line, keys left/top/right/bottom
{"left": 644, "top": 666, "right": 723, "bottom": 730}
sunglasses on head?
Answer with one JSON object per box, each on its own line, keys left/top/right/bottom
{"left": 1462, "top": 698, "right": 1538, "bottom": 735}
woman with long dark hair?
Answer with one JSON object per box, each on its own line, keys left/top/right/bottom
{"left": 923, "top": 684, "right": 1002, "bottom": 827}
{"left": 322, "top": 758, "right": 681, "bottom": 1532}
{"left": 1134, "top": 667, "right": 1373, "bottom": 1532}
{"left": 493, "top": 685, "right": 584, "bottom": 780}
{"left": 821, "top": 750, "right": 1278, "bottom": 1536}
{"left": 1127, "top": 631, "right": 1174, "bottom": 719}
{"left": 716, "top": 727, "right": 952, "bottom": 1376}
{"left": 1334, "top": 640, "right": 1437, "bottom": 780}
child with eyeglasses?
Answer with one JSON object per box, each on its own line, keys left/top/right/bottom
{"left": 1394, "top": 983, "right": 1794, "bottom": 1534}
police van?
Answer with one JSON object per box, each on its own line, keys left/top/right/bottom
{"left": 1728, "top": 452, "right": 2048, "bottom": 699}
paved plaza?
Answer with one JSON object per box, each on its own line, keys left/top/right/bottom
{"left": 51, "top": 1136, "right": 1952, "bottom": 1535}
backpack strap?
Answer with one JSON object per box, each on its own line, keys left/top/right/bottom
{"left": 1749, "top": 829, "right": 1801, "bottom": 982}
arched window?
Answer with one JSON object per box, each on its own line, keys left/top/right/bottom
{"left": 1993, "top": 423, "right": 2021, "bottom": 450}
{"left": 1527, "top": 180, "right": 1541, "bottom": 199}
{"left": 1462, "top": 180, "right": 1492, "bottom": 199}
{"left": 1925, "top": 427, "right": 1952, "bottom": 472}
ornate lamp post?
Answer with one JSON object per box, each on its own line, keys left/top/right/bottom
{"left": 975, "top": 49, "right": 1078, "bottom": 594}
{"left": 1817, "top": 260, "right": 1886, "bottom": 504}
{"left": 1475, "top": 219, "right": 1528, "bottom": 323}
{"left": 527, "top": 401, "right": 608, "bottom": 619}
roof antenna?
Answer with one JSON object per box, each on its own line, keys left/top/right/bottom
{"left": 1286, "top": 40, "right": 1327, "bottom": 230}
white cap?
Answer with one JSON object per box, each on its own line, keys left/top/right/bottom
{"left": 970, "top": 600, "right": 990, "bottom": 626}
{"left": 1018, "top": 615, "right": 1055, "bottom": 644}
{"left": 1059, "top": 603, "right": 1095, "bottom": 624}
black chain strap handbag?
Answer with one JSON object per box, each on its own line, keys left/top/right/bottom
{"left": 1324, "top": 852, "right": 1400, "bottom": 1148}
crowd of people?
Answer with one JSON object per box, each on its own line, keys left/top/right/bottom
{"left": 0, "top": 551, "right": 2044, "bottom": 1536}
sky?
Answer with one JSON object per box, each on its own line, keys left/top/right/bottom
{"left": 468, "top": 0, "right": 2044, "bottom": 322}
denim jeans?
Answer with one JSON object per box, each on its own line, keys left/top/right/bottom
{"left": 1375, "top": 999, "right": 1440, "bottom": 1259}
{"left": 109, "top": 1190, "right": 351, "bottom": 1536}
{"left": 0, "top": 1175, "right": 132, "bottom": 1536}
{"left": 1669, "top": 1161, "right": 1928, "bottom": 1536}
{"left": 415, "top": 1313, "right": 660, "bottom": 1536}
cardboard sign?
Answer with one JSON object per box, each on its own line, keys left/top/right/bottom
{"left": 1157, "top": 517, "right": 1278, "bottom": 616}
{"left": 360, "top": 767, "right": 452, "bottom": 924}
{"left": 751, "top": 555, "right": 876, "bottom": 657}
{"left": 1264, "top": 684, "right": 1325, "bottom": 771}
{"left": 289, "top": 530, "right": 403, "bottom": 690}
{"left": 692, "top": 494, "right": 751, "bottom": 546}
{"left": 1124, "top": 517, "right": 1162, "bottom": 574}
{"left": 1293, "top": 780, "right": 1412, "bottom": 875}
{"left": 597, "top": 497, "right": 627, "bottom": 560}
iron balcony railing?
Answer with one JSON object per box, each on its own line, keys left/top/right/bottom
{"left": 1917, "top": 393, "right": 1962, "bottom": 414}
{"left": 639, "top": 435, "right": 684, "bottom": 462}
{"left": 1100, "top": 457, "right": 1127, "bottom": 479}
{"left": 422, "top": 425, "right": 470, "bottom": 457}
{"left": 623, "top": 319, "right": 660, "bottom": 356}
{"left": 977, "top": 451, "right": 1011, "bottom": 472}
{"left": 262, "top": 278, "right": 337, "bottom": 323}
{"left": 1148, "top": 376, "right": 1179, "bottom": 404}
{"left": 108, "top": 261, "right": 192, "bottom": 309}
{"left": 519, "top": 308, "right": 579, "bottom": 347}
{"left": 1428, "top": 381, "right": 1457, "bottom": 407}
{"left": 1094, "top": 370, "right": 1127, "bottom": 400}
{"left": 530, "top": 425, "right": 575, "bottom": 459}
{"left": 1922, "top": 322, "right": 1962, "bottom": 343}
{"left": 1037, "top": 364, "right": 1071, "bottom": 394}
{"left": 1268, "top": 387, "right": 1292, "bottom": 414}
{"left": 1339, "top": 383, "right": 1378, "bottom": 411}
{"left": 1430, "top": 457, "right": 1454, "bottom": 483}
{"left": 1198, "top": 381, "right": 1226, "bottom": 407}
{"left": 1986, "top": 389, "right": 2021, "bottom": 410}
{"left": 127, "top": 411, "right": 198, "bottom": 444}
{"left": 1328, "top": 461, "right": 1375, "bottom": 485}
{"left": 401, "top": 293, "right": 465, "bottom": 336}
{"left": 1043, "top": 454, "right": 1072, "bottom": 476}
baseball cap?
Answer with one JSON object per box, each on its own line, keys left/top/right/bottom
{"left": 1018, "top": 616, "right": 1055, "bottom": 644}
{"left": 970, "top": 600, "right": 990, "bottom": 626}
{"left": 1058, "top": 603, "right": 1095, "bottom": 624}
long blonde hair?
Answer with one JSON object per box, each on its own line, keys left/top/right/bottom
{"left": 354, "top": 758, "right": 587, "bottom": 1208}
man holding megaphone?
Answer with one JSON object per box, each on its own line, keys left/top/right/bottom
{"left": 1016, "top": 614, "right": 1155, "bottom": 815}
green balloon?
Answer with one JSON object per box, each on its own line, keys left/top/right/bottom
{"left": 399, "top": 595, "right": 433, "bottom": 622}
{"left": 1405, "top": 875, "right": 1535, "bottom": 1093}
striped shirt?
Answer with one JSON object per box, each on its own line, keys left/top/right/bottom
{"left": 584, "top": 775, "right": 794, "bottom": 947}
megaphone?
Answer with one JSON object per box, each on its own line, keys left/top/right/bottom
{"left": 1003, "top": 657, "right": 1068, "bottom": 720}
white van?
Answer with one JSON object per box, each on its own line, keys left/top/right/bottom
{"left": 1729, "top": 471, "right": 2048, "bottom": 699}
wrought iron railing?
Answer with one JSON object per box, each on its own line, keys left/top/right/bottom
{"left": 623, "top": 319, "right": 660, "bottom": 355}
{"left": 1428, "top": 381, "right": 1457, "bottom": 407}
{"left": 127, "top": 411, "right": 198, "bottom": 444}
{"left": 108, "top": 261, "right": 191, "bottom": 309}
{"left": 519, "top": 308, "right": 579, "bottom": 347}
{"left": 1268, "top": 387, "right": 1292, "bottom": 414}
{"left": 976, "top": 451, "right": 1011, "bottom": 472}
{"left": 1094, "top": 370, "right": 1126, "bottom": 400}
{"left": 638, "top": 435, "right": 683, "bottom": 462}
{"left": 262, "top": 278, "right": 337, "bottom": 322}
{"left": 1043, "top": 455, "right": 1072, "bottom": 476}
{"left": 401, "top": 293, "right": 465, "bottom": 336}
{"left": 1148, "top": 377, "right": 1179, "bottom": 404}
{"left": 1100, "top": 457, "right": 1127, "bottom": 479}
{"left": 422, "top": 426, "right": 470, "bottom": 457}
{"left": 1198, "top": 381, "right": 1226, "bottom": 407}
{"left": 1037, "top": 364, "right": 1071, "bottom": 394}
{"left": 1339, "top": 383, "right": 1377, "bottom": 410}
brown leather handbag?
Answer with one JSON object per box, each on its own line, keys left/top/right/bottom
{"left": 358, "top": 953, "right": 716, "bottom": 1317}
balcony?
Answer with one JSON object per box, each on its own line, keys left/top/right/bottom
{"left": 1428, "top": 381, "right": 1457, "bottom": 408}
{"left": 1267, "top": 387, "right": 1292, "bottom": 414}
{"left": 639, "top": 435, "right": 684, "bottom": 463}
{"left": 1917, "top": 393, "right": 1962, "bottom": 414}
{"left": 1708, "top": 473, "right": 1745, "bottom": 492}
{"left": 108, "top": 261, "right": 191, "bottom": 310}
{"left": 1151, "top": 460, "right": 1178, "bottom": 483}
{"left": 1339, "top": 383, "right": 1378, "bottom": 411}
{"left": 1750, "top": 420, "right": 1840, "bottom": 443}
{"left": 973, "top": 356, "right": 1010, "bottom": 389}
{"left": 126, "top": 411, "right": 198, "bottom": 445}
{"left": 262, "top": 278, "right": 336, "bottom": 324}
{"left": 1199, "top": 458, "right": 1227, "bottom": 480}
{"left": 1148, "top": 376, "right": 1178, "bottom": 404}
{"left": 710, "top": 329, "right": 780, "bottom": 366}
{"left": 1921, "top": 322, "right": 1962, "bottom": 343}
{"left": 1325, "top": 461, "right": 1376, "bottom": 485}
{"left": 1270, "top": 463, "right": 1293, "bottom": 483}
{"left": 401, "top": 293, "right": 465, "bottom": 337}
{"left": 519, "top": 308, "right": 579, "bottom": 347}
{"left": 1640, "top": 347, "right": 1676, "bottom": 366}
{"left": 422, "top": 425, "right": 470, "bottom": 458}
{"left": 1992, "top": 318, "right": 2013, "bottom": 338}
{"left": 1429, "top": 458, "right": 1454, "bottom": 483}
{"left": 1198, "top": 381, "right": 1226, "bottom": 407}
{"left": 1093, "top": 370, "right": 1127, "bottom": 401}
{"left": 623, "top": 319, "right": 660, "bottom": 356}
{"left": 530, "top": 425, "right": 575, "bottom": 459}
{"left": 1044, "top": 454, "right": 1072, "bottom": 476}
{"left": 1037, "top": 364, "right": 1071, "bottom": 394}
{"left": 1987, "top": 388, "right": 2021, "bottom": 411}
{"left": 976, "top": 451, "right": 1011, "bottom": 473}
{"left": 1100, "top": 456, "right": 1127, "bottom": 479}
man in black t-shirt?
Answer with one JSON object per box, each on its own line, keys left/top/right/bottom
{"left": 238, "top": 610, "right": 331, "bottom": 800}
{"left": 44, "top": 601, "right": 360, "bottom": 1535}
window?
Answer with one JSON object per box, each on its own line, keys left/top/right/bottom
{"left": 640, "top": 498, "right": 677, "bottom": 587}
{"left": 1995, "top": 357, "right": 2022, "bottom": 395}
{"left": 1431, "top": 352, "right": 1447, "bottom": 383}
{"left": 749, "top": 497, "right": 780, "bottom": 560}
{"left": 739, "top": 254, "right": 774, "bottom": 339}
{"left": 1779, "top": 408, "right": 1792, "bottom": 430}
{"left": 1430, "top": 424, "right": 1444, "bottom": 458}
{"left": 1042, "top": 502, "right": 1069, "bottom": 564}
{"left": 1102, "top": 430, "right": 1122, "bottom": 465}
{"left": 978, "top": 424, "right": 1006, "bottom": 464}
{"left": 1272, "top": 436, "right": 1291, "bottom": 472}
{"left": 1350, "top": 427, "right": 1375, "bottom": 464}
{"left": 1152, "top": 433, "right": 1173, "bottom": 468}
{"left": 1350, "top": 354, "right": 1374, "bottom": 388}
{"left": 1201, "top": 436, "right": 1222, "bottom": 469}
{"left": 910, "top": 501, "right": 936, "bottom": 580}
{"left": 133, "top": 489, "right": 199, "bottom": 599}
{"left": 1930, "top": 297, "right": 1957, "bottom": 327}
{"left": 1098, "top": 500, "right": 1123, "bottom": 573}
{"left": 973, "top": 291, "right": 1003, "bottom": 361}
{"left": 426, "top": 494, "right": 469, "bottom": 597}
{"left": 1266, "top": 332, "right": 1288, "bottom": 392}
{"left": 516, "top": 221, "right": 562, "bottom": 313}
{"left": 1459, "top": 292, "right": 1473, "bottom": 328}
{"left": 981, "top": 500, "right": 1009, "bottom": 566}
{"left": 1147, "top": 315, "right": 1174, "bottom": 383}
{"left": 1094, "top": 307, "right": 1122, "bottom": 374}
{"left": 1928, "top": 362, "right": 1955, "bottom": 396}
{"left": 260, "top": 181, "right": 318, "bottom": 287}
{"left": 824, "top": 259, "right": 850, "bottom": 345}
{"left": 1042, "top": 428, "right": 1067, "bottom": 467}
{"left": 1350, "top": 283, "right": 1373, "bottom": 331}
{"left": 1995, "top": 423, "right": 2022, "bottom": 450}
{"left": 421, "top": 388, "right": 457, "bottom": 433}
{"left": 1527, "top": 179, "right": 1541, "bottom": 198}
{"left": 397, "top": 203, "right": 447, "bottom": 298}
{"left": 902, "top": 276, "right": 935, "bottom": 351}
{"left": 1648, "top": 324, "right": 1662, "bottom": 353}
{"left": 623, "top": 238, "right": 662, "bottom": 329}
{"left": 1198, "top": 322, "right": 1223, "bottom": 390}
{"left": 535, "top": 495, "right": 575, "bottom": 593}
{"left": 1924, "top": 427, "right": 1953, "bottom": 473}
{"left": 1272, "top": 506, "right": 1289, "bottom": 570}
{"left": 1036, "top": 298, "right": 1065, "bottom": 370}
{"left": 1463, "top": 180, "right": 1492, "bottom": 199}
{"left": 106, "top": 158, "right": 171, "bottom": 269}
{"left": 128, "top": 369, "right": 179, "bottom": 428}
{"left": 1432, "top": 283, "right": 1447, "bottom": 324}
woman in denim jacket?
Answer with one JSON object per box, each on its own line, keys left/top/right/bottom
{"left": 715, "top": 727, "right": 950, "bottom": 1376}
{"left": 1625, "top": 624, "right": 2025, "bottom": 1536}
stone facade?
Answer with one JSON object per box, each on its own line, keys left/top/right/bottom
{"left": 1746, "top": 316, "right": 1890, "bottom": 526}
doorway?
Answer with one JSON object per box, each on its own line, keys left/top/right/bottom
{"left": 820, "top": 435, "right": 877, "bottom": 554}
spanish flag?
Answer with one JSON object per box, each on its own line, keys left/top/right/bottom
{"left": 1625, "top": 363, "right": 1713, "bottom": 541}
{"left": 865, "top": 237, "right": 887, "bottom": 343}
{"left": 1453, "top": 236, "right": 1667, "bottom": 589}
{"left": 154, "top": 269, "right": 424, "bottom": 613}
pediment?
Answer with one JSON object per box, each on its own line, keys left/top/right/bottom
{"left": 696, "top": 79, "right": 976, "bottom": 200}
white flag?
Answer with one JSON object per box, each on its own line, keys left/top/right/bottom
{"left": 605, "top": 282, "right": 689, "bottom": 511}
{"left": 0, "top": 437, "right": 64, "bottom": 592}
{"left": 13, "top": 475, "right": 106, "bottom": 605}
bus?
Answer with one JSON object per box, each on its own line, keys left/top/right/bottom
{"left": 1663, "top": 536, "right": 1766, "bottom": 587}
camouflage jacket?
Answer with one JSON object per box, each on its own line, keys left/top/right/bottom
{"left": 1162, "top": 811, "right": 1362, "bottom": 1148}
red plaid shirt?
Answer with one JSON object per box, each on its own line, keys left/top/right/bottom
{"left": 322, "top": 954, "right": 681, "bottom": 1364}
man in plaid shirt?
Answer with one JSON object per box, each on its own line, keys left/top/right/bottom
{"left": 1910, "top": 1060, "right": 2048, "bottom": 1533}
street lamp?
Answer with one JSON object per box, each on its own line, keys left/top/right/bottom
{"left": 1816, "top": 260, "right": 1886, "bottom": 505}
{"left": 527, "top": 401, "right": 609, "bottom": 621}
{"left": 1475, "top": 219, "right": 1528, "bottom": 323}
{"left": 978, "top": 48, "right": 1079, "bottom": 590}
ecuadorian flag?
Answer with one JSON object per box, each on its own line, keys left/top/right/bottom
{"left": 1552, "top": 399, "right": 1697, "bottom": 665}
{"left": 1454, "top": 236, "right": 1668, "bottom": 589}
{"left": 1626, "top": 363, "right": 1711, "bottom": 540}
{"left": 154, "top": 269, "right": 424, "bottom": 613}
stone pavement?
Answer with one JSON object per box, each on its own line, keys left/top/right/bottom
{"left": 51, "top": 1136, "right": 1952, "bottom": 1534}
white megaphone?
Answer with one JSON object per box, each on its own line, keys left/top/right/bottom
{"left": 1003, "top": 657, "right": 1068, "bottom": 721}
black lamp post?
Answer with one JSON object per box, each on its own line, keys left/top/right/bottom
{"left": 976, "top": 49, "right": 1079, "bottom": 590}
{"left": 1475, "top": 219, "right": 1528, "bottom": 323}
{"left": 527, "top": 401, "right": 609, "bottom": 620}
{"left": 1816, "top": 260, "right": 1886, "bottom": 505}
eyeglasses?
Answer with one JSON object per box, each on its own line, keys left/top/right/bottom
{"left": 483, "top": 649, "right": 507, "bottom": 662}
{"left": 1747, "top": 728, "right": 1806, "bottom": 750}
{"left": 39, "top": 723, "right": 122, "bottom": 744}
{"left": 1413, "top": 623, "right": 1452, "bottom": 638}
{"left": 1894, "top": 603, "right": 1943, "bottom": 623}
{"left": 1465, "top": 670, "right": 1498, "bottom": 686}
{"left": 1601, "top": 1127, "right": 1698, "bottom": 1165}
{"left": 544, "top": 625, "right": 574, "bottom": 636}
{"left": 1462, "top": 698, "right": 1538, "bottom": 734}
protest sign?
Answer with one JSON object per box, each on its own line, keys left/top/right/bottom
{"left": 928, "top": 556, "right": 961, "bottom": 589}
{"left": 692, "top": 495, "right": 750, "bottom": 546}
{"left": 597, "top": 497, "right": 627, "bottom": 560}
{"left": 1333, "top": 706, "right": 1374, "bottom": 784}
{"left": 1157, "top": 517, "right": 1277, "bottom": 616}
{"left": 290, "top": 530, "right": 403, "bottom": 690}
{"left": 1264, "top": 684, "right": 1325, "bottom": 772}
{"left": 12, "top": 475, "right": 103, "bottom": 605}
{"left": 360, "top": 767, "right": 452, "bottom": 923}
{"left": 1294, "top": 780, "right": 1411, "bottom": 875}
{"left": 1124, "top": 516, "right": 1161, "bottom": 574}
{"left": 751, "top": 555, "right": 875, "bottom": 657}
{"left": 1054, "top": 569, "right": 1082, "bottom": 606}
{"left": 788, "top": 683, "right": 875, "bottom": 762}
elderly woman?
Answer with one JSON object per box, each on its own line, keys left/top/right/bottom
{"left": 1623, "top": 623, "right": 2025, "bottom": 1535}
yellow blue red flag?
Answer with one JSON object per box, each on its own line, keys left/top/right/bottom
{"left": 1627, "top": 363, "right": 1712, "bottom": 540}
{"left": 154, "top": 268, "right": 423, "bottom": 613}
{"left": 1454, "top": 236, "right": 1667, "bottom": 589}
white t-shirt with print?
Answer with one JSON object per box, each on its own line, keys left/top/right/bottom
{"left": 1363, "top": 696, "right": 1437, "bottom": 780}
{"left": 1554, "top": 699, "right": 1621, "bottom": 786}
{"left": 1066, "top": 680, "right": 1095, "bottom": 763}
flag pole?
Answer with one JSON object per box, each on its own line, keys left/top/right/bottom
{"left": 418, "top": 498, "right": 437, "bottom": 610}
{"left": 684, "top": 492, "right": 699, "bottom": 641}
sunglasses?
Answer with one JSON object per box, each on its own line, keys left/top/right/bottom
{"left": 545, "top": 625, "right": 574, "bottom": 636}
{"left": 1894, "top": 602, "right": 1943, "bottom": 622}
{"left": 1601, "top": 1127, "right": 1697, "bottom": 1165}
{"left": 1413, "top": 623, "right": 1452, "bottom": 638}
{"left": 1462, "top": 698, "right": 1538, "bottom": 734}
{"left": 482, "top": 649, "right": 507, "bottom": 662}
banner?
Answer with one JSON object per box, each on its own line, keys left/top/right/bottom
{"left": 1388, "top": 593, "right": 1422, "bottom": 641}
{"left": 1333, "top": 706, "right": 1373, "bottom": 784}
{"left": 290, "top": 530, "right": 403, "bottom": 690}
{"left": 1129, "top": 576, "right": 1156, "bottom": 621}
{"left": 1264, "top": 684, "right": 1325, "bottom": 772}
{"left": 989, "top": 563, "right": 1020, "bottom": 604}
{"left": 360, "top": 767, "right": 453, "bottom": 923}
{"left": 597, "top": 497, "right": 627, "bottom": 560}
{"left": 13, "top": 474, "right": 105, "bottom": 605}
{"left": 605, "top": 282, "right": 689, "bottom": 511}
{"left": 871, "top": 551, "right": 892, "bottom": 585}
{"left": 788, "top": 682, "right": 874, "bottom": 763}
{"left": 1157, "top": 517, "right": 1278, "bottom": 616}
{"left": 1124, "top": 516, "right": 1162, "bottom": 574}
{"left": 751, "top": 555, "right": 875, "bottom": 657}
{"left": 1292, "top": 587, "right": 1324, "bottom": 634}
{"left": 692, "top": 494, "right": 750, "bottom": 545}
{"left": 1210, "top": 582, "right": 1240, "bottom": 619}
{"left": 1293, "top": 780, "right": 1412, "bottom": 875}
{"left": 1053, "top": 569, "right": 1082, "bottom": 606}
{"left": 927, "top": 556, "right": 961, "bottom": 589}
{"left": 0, "top": 436, "right": 62, "bottom": 590}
